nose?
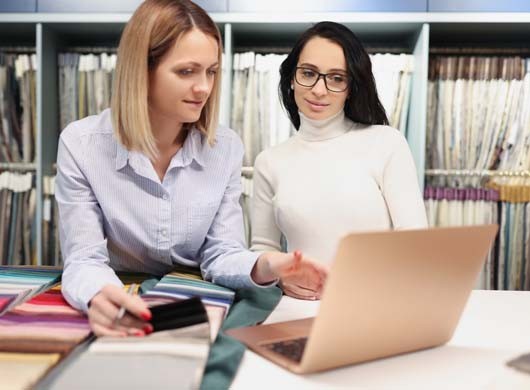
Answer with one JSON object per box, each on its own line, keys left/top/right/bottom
{"left": 311, "top": 76, "right": 327, "bottom": 97}
{"left": 192, "top": 73, "right": 210, "bottom": 95}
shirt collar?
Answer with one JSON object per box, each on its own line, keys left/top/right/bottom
{"left": 115, "top": 139, "right": 129, "bottom": 171}
{"left": 179, "top": 127, "right": 207, "bottom": 168}
{"left": 114, "top": 127, "right": 207, "bottom": 172}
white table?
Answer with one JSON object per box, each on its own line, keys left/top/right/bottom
{"left": 231, "top": 290, "right": 530, "bottom": 389}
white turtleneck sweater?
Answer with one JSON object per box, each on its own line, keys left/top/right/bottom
{"left": 250, "top": 110, "right": 428, "bottom": 264}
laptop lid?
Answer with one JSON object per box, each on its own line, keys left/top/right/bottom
{"left": 299, "top": 224, "right": 498, "bottom": 373}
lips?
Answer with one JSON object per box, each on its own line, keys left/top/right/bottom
{"left": 305, "top": 99, "right": 328, "bottom": 107}
{"left": 183, "top": 100, "right": 204, "bottom": 109}
{"left": 305, "top": 98, "right": 329, "bottom": 111}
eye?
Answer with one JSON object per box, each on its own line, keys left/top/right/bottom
{"left": 178, "top": 68, "right": 194, "bottom": 76}
{"left": 302, "top": 69, "right": 316, "bottom": 78}
{"left": 330, "top": 74, "right": 346, "bottom": 83}
{"left": 207, "top": 68, "right": 218, "bottom": 76}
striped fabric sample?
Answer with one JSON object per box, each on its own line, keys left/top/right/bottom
{"left": 142, "top": 272, "right": 235, "bottom": 314}
{"left": 0, "top": 266, "right": 61, "bottom": 316}
{"left": 142, "top": 271, "right": 235, "bottom": 341}
{"left": 0, "top": 271, "right": 154, "bottom": 389}
{"left": 0, "top": 267, "right": 237, "bottom": 387}
{"left": 0, "top": 289, "right": 91, "bottom": 354}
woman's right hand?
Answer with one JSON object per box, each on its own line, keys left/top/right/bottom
{"left": 88, "top": 284, "right": 153, "bottom": 337}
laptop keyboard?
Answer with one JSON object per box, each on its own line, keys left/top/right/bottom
{"left": 262, "top": 337, "right": 308, "bottom": 363}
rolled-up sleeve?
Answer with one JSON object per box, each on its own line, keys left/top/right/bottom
{"left": 56, "top": 130, "right": 122, "bottom": 313}
{"left": 198, "top": 136, "right": 275, "bottom": 289}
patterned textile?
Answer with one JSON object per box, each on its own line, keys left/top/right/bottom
{"left": 0, "top": 289, "right": 90, "bottom": 353}
{"left": 0, "top": 266, "right": 61, "bottom": 316}
{"left": 142, "top": 271, "right": 235, "bottom": 315}
{"left": 0, "top": 271, "right": 153, "bottom": 390}
{"left": 142, "top": 271, "right": 236, "bottom": 341}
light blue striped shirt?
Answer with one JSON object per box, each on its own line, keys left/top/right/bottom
{"left": 56, "top": 109, "right": 263, "bottom": 312}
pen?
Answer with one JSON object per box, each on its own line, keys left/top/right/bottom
{"left": 115, "top": 283, "right": 137, "bottom": 325}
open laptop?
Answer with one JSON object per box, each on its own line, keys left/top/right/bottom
{"left": 227, "top": 224, "right": 498, "bottom": 374}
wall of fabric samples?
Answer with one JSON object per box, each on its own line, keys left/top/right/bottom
{"left": 0, "top": 6, "right": 528, "bottom": 293}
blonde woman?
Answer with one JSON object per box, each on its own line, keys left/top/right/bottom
{"left": 56, "top": 0, "right": 327, "bottom": 337}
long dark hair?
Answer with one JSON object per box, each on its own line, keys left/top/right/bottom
{"left": 279, "top": 21, "right": 389, "bottom": 129}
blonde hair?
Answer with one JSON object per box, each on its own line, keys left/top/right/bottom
{"left": 111, "top": 0, "right": 222, "bottom": 160}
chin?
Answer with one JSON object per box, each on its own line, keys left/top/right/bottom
{"left": 311, "top": 105, "right": 344, "bottom": 120}
{"left": 180, "top": 113, "right": 202, "bottom": 123}
{"left": 303, "top": 110, "right": 332, "bottom": 120}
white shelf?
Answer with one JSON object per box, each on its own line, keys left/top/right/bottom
{"left": 0, "top": 13, "right": 130, "bottom": 23}
{"left": 1, "top": 12, "right": 530, "bottom": 24}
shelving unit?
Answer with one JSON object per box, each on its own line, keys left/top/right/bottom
{"left": 1, "top": 11, "right": 529, "bottom": 264}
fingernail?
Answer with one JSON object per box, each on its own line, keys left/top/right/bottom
{"left": 140, "top": 311, "right": 152, "bottom": 321}
{"left": 133, "top": 330, "right": 145, "bottom": 337}
{"left": 143, "top": 324, "right": 153, "bottom": 334}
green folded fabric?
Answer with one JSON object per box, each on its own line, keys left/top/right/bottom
{"left": 200, "top": 286, "right": 282, "bottom": 390}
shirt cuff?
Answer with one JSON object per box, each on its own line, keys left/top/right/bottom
{"left": 243, "top": 250, "right": 279, "bottom": 289}
{"left": 62, "top": 265, "right": 124, "bottom": 313}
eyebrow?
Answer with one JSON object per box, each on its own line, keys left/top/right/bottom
{"left": 298, "top": 62, "right": 347, "bottom": 73}
{"left": 173, "top": 61, "right": 219, "bottom": 68}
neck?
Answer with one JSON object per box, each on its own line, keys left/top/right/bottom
{"left": 298, "top": 110, "right": 352, "bottom": 142}
{"left": 149, "top": 111, "right": 186, "bottom": 155}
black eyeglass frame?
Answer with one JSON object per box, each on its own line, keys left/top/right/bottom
{"left": 294, "top": 66, "right": 351, "bottom": 92}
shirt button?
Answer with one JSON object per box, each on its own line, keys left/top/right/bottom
{"left": 162, "top": 194, "right": 169, "bottom": 200}
{"left": 161, "top": 229, "right": 168, "bottom": 237}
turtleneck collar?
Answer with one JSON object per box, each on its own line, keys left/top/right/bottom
{"left": 297, "top": 109, "right": 353, "bottom": 141}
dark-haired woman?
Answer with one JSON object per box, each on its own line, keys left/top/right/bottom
{"left": 251, "top": 22, "right": 428, "bottom": 300}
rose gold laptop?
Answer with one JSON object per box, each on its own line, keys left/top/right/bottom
{"left": 227, "top": 225, "right": 498, "bottom": 374}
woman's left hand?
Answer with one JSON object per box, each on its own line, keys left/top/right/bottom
{"left": 252, "top": 250, "right": 329, "bottom": 300}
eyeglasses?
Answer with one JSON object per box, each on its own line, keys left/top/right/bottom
{"left": 294, "top": 67, "right": 350, "bottom": 92}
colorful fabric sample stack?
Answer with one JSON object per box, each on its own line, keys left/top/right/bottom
{"left": 0, "top": 271, "right": 156, "bottom": 353}
{"left": 0, "top": 289, "right": 91, "bottom": 353}
{"left": 142, "top": 271, "right": 235, "bottom": 341}
{"left": 0, "top": 267, "right": 87, "bottom": 390}
{"left": 142, "top": 271, "right": 235, "bottom": 313}
{"left": 0, "top": 266, "right": 61, "bottom": 315}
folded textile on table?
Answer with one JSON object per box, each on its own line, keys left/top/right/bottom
{"left": 43, "top": 298, "right": 211, "bottom": 390}
{"left": 0, "top": 289, "right": 91, "bottom": 354}
{"left": 0, "top": 266, "right": 61, "bottom": 316}
{"left": 142, "top": 271, "right": 235, "bottom": 341}
{"left": 0, "top": 352, "right": 61, "bottom": 390}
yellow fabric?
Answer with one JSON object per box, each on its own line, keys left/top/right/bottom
{"left": 168, "top": 271, "right": 203, "bottom": 281}
{"left": 0, "top": 353, "right": 60, "bottom": 390}
{"left": 169, "top": 264, "right": 203, "bottom": 279}
{"left": 487, "top": 182, "right": 530, "bottom": 203}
